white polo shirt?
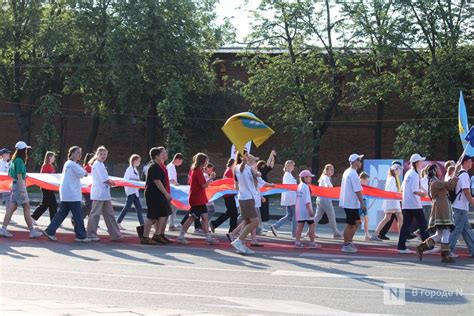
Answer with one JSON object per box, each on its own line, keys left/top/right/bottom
{"left": 60, "top": 160, "right": 87, "bottom": 202}
{"left": 280, "top": 171, "right": 297, "bottom": 206}
{"left": 166, "top": 162, "right": 178, "bottom": 184}
{"left": 339, "top": 167, "right": 362, "bottom": 209}
{"left": 235, "top": 164, "right": 259, "bottom": 201}
{"left": 401, "top": 169, "right": 422, "bottom": 209}
{"left": 452, "top": 170, "right": 471, "bottom": 211}
{"left": 91, "top": 160, "right": 111, "bottom": 201}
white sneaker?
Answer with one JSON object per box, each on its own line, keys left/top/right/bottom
{"left": 243, "top": 246, "right": 255, "bottom": 255}
{"left": 176, "top": 236, "right": 190, "bottom": 245}
{"left": 231, "top": 239, "right": 247, "bottom": 254}
{"left": 9, "top": 219, "right": 17, "bottom": 225}
{"left": 398, "top": 249, "right": 415, "bottom": 254}
{"left": 118, "top": 223, "right": 126, "bottom": 231}
{"left": 449, "top": 251, "right": 459, "bottom": 258}
{"left": 168, "top": 226, "right": 180, "bottom": 231}
{"left": 294, "top": 241, "right": 305, "bottom": 249}
{"left": 43, "top": 230, "right": 57, "bottom": 241}
{"left": 90, "top": 236, "right": 101, "bottom": 242}
{"left": 206, "top": 237, "right": 219, "bottom": 245}
{"left": 0, "top": 227, "right": 13, "bottom": 238}
{"left": 426, "top": 246, "right": 441, "bottom": 254}
{"left": 309, "top": 242, "right": 322, "bottom": 249}
{"left": 333, "top": 232, "right": 343, "bottom": 239}
{"left": 341, "top": 244, "right": 358, "bottom": 253}
{"left": 32, "top": 219, "right": 38, "bottom": 226}
{"left": 29, "top": 228, "right": 43, "bottom": 238}
{"left": 75, "top": 237, "right": 92, "bottom": 243}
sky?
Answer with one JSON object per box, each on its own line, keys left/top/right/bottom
{"left": 214, "top": 0, "right": 258, "bottom": 44}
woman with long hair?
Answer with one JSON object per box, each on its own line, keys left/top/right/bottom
{"left": 177, "top": 153, "right": 218, "bottom": 245}
{"left": 116, "top": 154, "right": 144, "bottom": 229}
{"left": 416, "top": 164, "right": 458, "bottom": 263}
{"left": 32, "top": 151, "right": 58, "bottom": 225}
{"left": 371, "top": 161, "right": 403, "bottom": 240}
{"left": 0, "top": 141, "right": 42, "bottom": 238}
{"left": 86, "top": 146, "right": 123, "bottom": 241}
{"left": 210, "top": 157, "right": 238, "bottom": 233}
{"left": 314, "top": 164, "right": 343, "bottom": 239}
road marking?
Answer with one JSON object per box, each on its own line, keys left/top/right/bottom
{"left": 5, "top": 267, "right": 385, "bottom": 292}
{"left": 271, "top": 270, "right": 412, "bottom": 281}
{"left": 67, "top": 258, "right": 270, "bottom": 273}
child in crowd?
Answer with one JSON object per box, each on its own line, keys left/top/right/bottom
{"left": 86, "top": 146, "right": 123, "bottom": 241}
{"left": 176, "top": 153, "right": 217, "bottom": 245}
{"left": 32, "top": 151, "right": 57, "bottom": 225}
{"left": 116, "top": 154, "right": 144, "bottom": 230}
{"left": 359, "top": 172, "right": 370, "bottom": 240}
{"left": 294, "top": 170, "right": 321, "bottom": 249}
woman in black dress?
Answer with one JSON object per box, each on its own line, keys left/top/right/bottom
{"left": 138, "top": 146, "right": 172, "bottom": 245}
{"left": 256, "top": 150, "right": 276, "bottom": 223}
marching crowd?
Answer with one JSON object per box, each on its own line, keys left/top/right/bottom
{"left": 0, "top": 141, "right": 473, "bottom": 262}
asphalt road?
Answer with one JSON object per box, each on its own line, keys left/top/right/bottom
{"left": 1, "top": 209, "right": 473, "bottom": 315}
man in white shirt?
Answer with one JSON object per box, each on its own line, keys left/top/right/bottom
{"left": 339, "top": 153, "right": 366, "bottom": 253}
{"left": 449, "top": 155, "right": 474, "bottom": 257}
{"left": 166, "top": 153, "right": 183, "bottom": 230}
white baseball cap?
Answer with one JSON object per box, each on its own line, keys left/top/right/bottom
{"left": 410, "top": 153, "right": 426, "bottom": 163}
{"left": 15, "top": 141, "right": 31, "bottom": 150}
{"left": 299, "top": 170, "right": 315, "bottom": 178}
{"left": 348, "top": 153, "right": 364, "bottom": 163}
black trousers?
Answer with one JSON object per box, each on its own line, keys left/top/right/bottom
{"left": 260, "top": 197, "right": 270, "bottom": 222}
{"left": 211, "top": 196, "right": 238, "bottom": 232}
{"left": 397, "top": 209, "right": 429, "bottom": 250}
{"left": 379, "top": 213, "right": 397, "bottom": 237}
{"left": 32, "top": 189, "right": 58, "bottom": 221}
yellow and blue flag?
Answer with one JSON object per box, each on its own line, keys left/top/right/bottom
{"left": 458, "top": 90, "right": 474, "bottom": 155}
{"left": 222, "top": 112, "right": 275, "bottom": 154}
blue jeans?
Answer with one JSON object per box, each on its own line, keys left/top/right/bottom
{"left": 117, "top": 194, "right": 144, "bottom": 225}
{"left": 45, "top": 201, "right": 86, "bottom": 239}
{"left": 449, "top": 208, "right": 474, "bottom": 255}
{"left": 273, "top": 205, "right": 296, "bottom": 236}
{"left": 398, "top": 208, "right": 429, "bottom": 250}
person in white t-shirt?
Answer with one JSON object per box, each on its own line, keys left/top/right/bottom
{"left": 314, "top": 164, "right": 342, "bottom": 239}
{"left": 0, "top": 148, "right": 12, "bottom": 211}
{"left": 230, "top": 152, "right": 260, "bottom": 255}
{"left": 166, "top": 153, "right": 183, "bottom": 231}
{"left": 397, "top": 153, "right": 429, "bottom": 254}
{"left": 371, "top": 161, "right": 403, "bottom": 240}
{"left": 339, "top": 153, "right": 365, "bottom": 253}
{"left": 43, "top": 146, "right": 91, "bottom": 242}
{"left": 449, "top": 155, "right": 474, "bottom": 257}
{"left": 294, "top": 170, "right": 321, "bottom": 249}
{"left": 116, "top": 154, "right": 144, "bottom": 230}
{"left": 86, "top": 146, "right": 123, "bottom": 241}
{"left": 271, "top": 160, "right": 297, "bottom": 237}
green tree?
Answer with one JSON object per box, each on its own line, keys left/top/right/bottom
{"left": 238, "top": 0, "right": 347, "bottom": 173}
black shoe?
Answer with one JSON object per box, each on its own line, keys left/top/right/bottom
{"left": 136, "top": 225, "right": 144, "bottom": 240}
{"left": 379, "top": 235, "right": 390, "bottom": 240}
{"left": 407, "top": 233, "right": 417, "bottom": 240}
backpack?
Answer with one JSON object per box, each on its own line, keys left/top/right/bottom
{"left": 448, "top": 170, "right": 467, "bottom": 204}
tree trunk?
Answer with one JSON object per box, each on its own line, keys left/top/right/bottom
{"left": 447, "top": 139, "right": 457, "bottom": 160}
{"left": 311, "top": 128, "right": 322, "bottom": 183}
{"left": 374, "top": 99, "right": 384, "bottom": 158}
{"left": 145, "top": 100, "right": 158, "bottom": 154}
{"left": 85, "top": 115, "right": 100, "bottom": 154}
